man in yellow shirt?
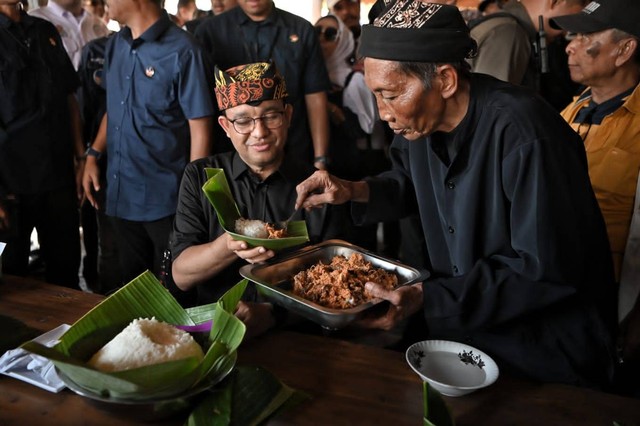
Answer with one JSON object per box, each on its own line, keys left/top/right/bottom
{"left": 552, "top": 0, "right": 640, "bottom": 395}
{"left": 552, "top": 0, "right": 640, "bottom": 282}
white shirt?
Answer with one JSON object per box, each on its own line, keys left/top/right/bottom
{"left": 29, "top": 1, "right": 109, "bottom": 70}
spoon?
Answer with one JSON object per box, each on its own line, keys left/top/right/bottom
{"left": 278, "top": 205, "right": 303, "bottom": 231}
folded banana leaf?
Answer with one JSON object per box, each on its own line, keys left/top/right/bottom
{"left": 187, "top": 365, "right": 309, "bottom": 426}
{"left": 21, "top": 271, "right": 247, "bottom": 401}
{"left": 423, "top": 381, "right": 455, "bottom": 426}
{"left": 202, "top": 168, "right": 310, "bottom": 250}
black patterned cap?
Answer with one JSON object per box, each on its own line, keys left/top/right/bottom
{"left": 359, "top": 1, "right": 477, "bottom": 62}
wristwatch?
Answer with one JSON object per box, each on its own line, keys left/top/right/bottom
{"left": 314, "top": 155, "right": 330, "bottom": 166}
{"left": 85, "top": 146, "right": 103, "bottom": 160}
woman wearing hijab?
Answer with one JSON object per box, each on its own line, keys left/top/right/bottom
{"left": 316, "top": 14, "right": 392, "bottom": 252}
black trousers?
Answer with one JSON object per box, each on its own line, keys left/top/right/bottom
{"left": 111, "top": 215, "right": 174, "bottom": 286}
{"left": 1, "top": 187, "right": 80, "bottom": 288}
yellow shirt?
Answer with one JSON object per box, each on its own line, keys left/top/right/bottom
{"left": 561, "top": 84, "right": 640, "bottom": 281}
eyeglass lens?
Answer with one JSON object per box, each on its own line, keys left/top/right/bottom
{"left": 315, "top": 26, "right": 338, "bottom": 42}
{"left": 230, "top": 112, "right": 284, "bottom": 134}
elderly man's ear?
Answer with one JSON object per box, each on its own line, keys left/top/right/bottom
{"left": 616, "top": 37, "right": 638, "bottom": 67}
{"left": 436, "top": 64, "right": 459, "bottom": 99}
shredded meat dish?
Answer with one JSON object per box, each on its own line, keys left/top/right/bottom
{"left": 292, "top": 253, "right": 398, "bottom": 309}
{"left": 265, "top": 223, "right": 287, "bottom": 239}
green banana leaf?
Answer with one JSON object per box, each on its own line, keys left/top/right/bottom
{"left": 187, "top": 366, "right": 310, "bottom": 426}
{"left": 423, "top": 381, "right": 455, "bottom": 426}
{"left": 202, "top": 168, "right": 310, "bottom": 250}
{"left": 21, "top": 272, "right": 247, "bottom": 401}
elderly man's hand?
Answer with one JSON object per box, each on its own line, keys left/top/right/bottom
{"left": 294, "top": 170, "right": 358, "bottom": 210}
{"left": 226, "top": 235, "right": 275, "bottom": 264}
{"left": 356, "top": 282, "right": 424, "bottom": 330}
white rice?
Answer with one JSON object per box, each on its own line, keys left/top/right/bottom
{"left": 88, "top": 317, "right": 204, "bottom": 372}
{"left": 235, "top": 218, "right": 268, "bottom": 238}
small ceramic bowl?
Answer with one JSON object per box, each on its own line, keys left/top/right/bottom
{"left": 406, "top": 340, "right": 499, "bottom": 397}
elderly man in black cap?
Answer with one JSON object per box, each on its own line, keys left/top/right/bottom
{"left": 295, "top": 1, "right": 617, "bottom": 388}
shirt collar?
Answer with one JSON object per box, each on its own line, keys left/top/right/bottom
{"left": 622, "top": 83, "right": 640, "bottom": 115}
{"left": 46, "top": 1, "right": 86, "bottom": 21}
{"left": 0, "top": 11, "right": 35, "bottom": 32}
{"left": 235, "top": 4, "right": 279, "bottom": 27}
{"left": 121, "top": 10, "right": 172, "bottom": 45}
{"left": 229, "top": 151, "right": 305, "bottom": 184}
{"left": 574, "top": 85, "right": 637, "bottom": 124}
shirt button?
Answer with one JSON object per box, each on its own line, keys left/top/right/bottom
{"left": 120, "top": 100, "right": 124, "bottom": 105}
{"left": 453, "top": 265, "right": 459, "bottom": 274}
{"left": 447, "top": 181, "right": 455, "bottom": 189}
{"left": 448, "top": 226, "right": 455, "bottom": 234}
{"left": 113, "top": 174, "right": 117, "bottom": 179}
{"left": 115, "top": 126, "right": 119, "bottom": 131}
{"left": 126, "top": 75, "right": 130, "bottom": 80}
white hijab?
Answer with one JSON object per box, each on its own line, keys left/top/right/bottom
{"left": 318, "top": 14, "right": 355, "bottom": 88}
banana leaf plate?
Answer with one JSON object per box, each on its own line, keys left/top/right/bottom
{"left": 21, "top": 271, "right": 248, "bottom": 412}
{"left": 201, "top": 168, "right": 309, "bottom": 250}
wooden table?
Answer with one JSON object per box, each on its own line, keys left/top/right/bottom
{"left": 1, "top": 275, "right": 639, "bottom": 425}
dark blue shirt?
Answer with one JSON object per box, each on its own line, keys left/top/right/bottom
{"left": 104, "top": 11, "right": 214, "bottom": 221}
{"left": 194, "top": 6, "right": 330, "bottom": 163}
{"left": 0, "top": 12, "right": 78, "bottom": 196}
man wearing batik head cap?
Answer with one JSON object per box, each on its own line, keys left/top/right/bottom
{"left": 170, "top": 62, "right": 344, "bottom": 335}
{"left": 295, "top": 1, "right": 617, "bottom": 387}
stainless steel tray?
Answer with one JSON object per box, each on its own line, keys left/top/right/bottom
{"left": 239, "top": 240, "right": 429, "bottom": 330}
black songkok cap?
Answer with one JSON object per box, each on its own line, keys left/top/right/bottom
{"left": 359, "top": 1, "right": 478, "bottom": 63}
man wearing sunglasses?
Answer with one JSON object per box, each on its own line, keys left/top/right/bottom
{"left": 170, "top": 63, "right": 344, "bottom": 331}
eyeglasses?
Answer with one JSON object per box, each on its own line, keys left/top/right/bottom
{"left": 226, "top": 111, "right": 285, "bottom": 134}
{"left": 315, "top": 26, "right": 339, "bottom": 42}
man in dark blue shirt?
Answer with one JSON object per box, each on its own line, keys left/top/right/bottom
{"left": 82, "top": 0, "right": 215, "bottom": 286}
{"left": 194, "top": 0, "right": 332, "bottom": 170}
{"left": 0, "top": 0, "right": 83, "bottom": 287}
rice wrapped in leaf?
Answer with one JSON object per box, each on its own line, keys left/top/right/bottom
{"left": 21, "top": 271, "right": 247, "bottom": 400}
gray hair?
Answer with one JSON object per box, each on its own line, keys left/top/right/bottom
{"left": 610, "top": 29, "right": 640, "bottom": 66}
{"left": 395, "top": 60, "right": 471, "bottom": 90}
